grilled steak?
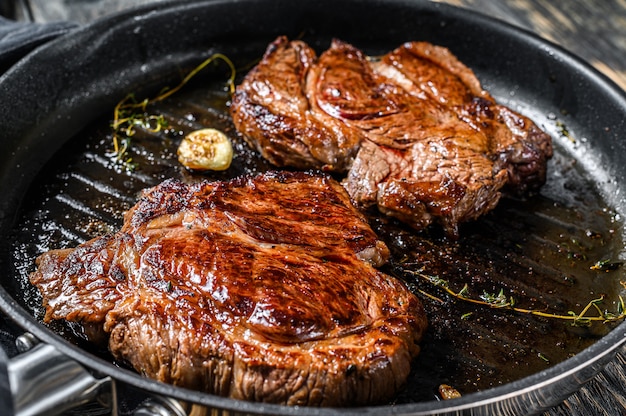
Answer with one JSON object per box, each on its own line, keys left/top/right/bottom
{"left": 30, "top": 171, "right": 427, "bottom": 406}
{"left": 230, "top": 37, "right": 553, "bottom": 237}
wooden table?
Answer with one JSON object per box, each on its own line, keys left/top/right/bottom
{"left": 440, "top": 0, "right": 626, "bottom": 93}
{"left": 8, "top": 0, "right": 626, "bottom": 415}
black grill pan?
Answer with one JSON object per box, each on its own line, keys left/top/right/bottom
{"left": 0, "top": 1, "right": 625, "bottom": 415}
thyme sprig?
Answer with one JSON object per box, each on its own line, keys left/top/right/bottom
{"left": 590, "top": 259, "right": 624, "bottom": 272}
{"left": 404, "top": 268, "right": 626, "bottom": 327}
{"left": 110, "top": 53, "right": 236, "bottom": 170}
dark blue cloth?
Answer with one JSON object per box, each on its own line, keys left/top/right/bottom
{"left": 0, "top": 16, "right": 77, "bottom": 73}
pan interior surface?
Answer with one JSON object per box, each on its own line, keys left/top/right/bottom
{"left": 1, "top": 0, "right": 626, "bottom": 413}
{"left": 8, "top": 68, "right": 626, "bottom": 405}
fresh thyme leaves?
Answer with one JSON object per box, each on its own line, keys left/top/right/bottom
{"left": 479, "top": 288, "right": 513, "bottom": 308}
{"left": 460, "top": 312, "right": 473, "bottom": 320}
{"left": 537, "top": 352, "right": 550, "bottom": 363}
{"left": 403, "top": 268, "right": 626, "bottom": 327}
{"left": 109, "top": 95, "right": 168, "bottom": 170}
{"left": 556, "top": 120, "right": 575, "bottom": 143}
{"left": 109, "top": 53, "right": 236, "bottom": 171}
{"left": 590, "top": 259, "right": 624, "bottom": 272}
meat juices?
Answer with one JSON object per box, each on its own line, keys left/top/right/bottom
{"left": 30, "top": 171, "right": 427, "bottom": 406}
{"left": 230, "top": 37, "right": 553, "bottom": 237}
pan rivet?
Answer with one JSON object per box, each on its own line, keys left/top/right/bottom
{"left": 15, "top": 333, "right": 40, "bottom": 353}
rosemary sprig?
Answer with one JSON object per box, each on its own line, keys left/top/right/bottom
{"left": 404, "top": 268, "right": 626, "bottom": 327}
{"left": 110, "top": 53, "right": 236, "bottom": 170}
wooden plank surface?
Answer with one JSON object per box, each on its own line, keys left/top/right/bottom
{"left": 437, "top": 0, "right": 626, "bottom": 91}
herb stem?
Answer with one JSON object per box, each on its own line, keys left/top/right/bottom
{"left": 110, "top": 53, "right": 236, "bottom": 170}
{"left": 404, "top": 269, "right": 626, "bottom": 326}
{"left": 154, "top": 53, "right": 236, "bottom": 103}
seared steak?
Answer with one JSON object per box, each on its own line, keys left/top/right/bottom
{"left": 30, "top": 171, "right": 427, "bottom": 406}
{"left": 230, "top": 37, "right": 553, "bottom": 237}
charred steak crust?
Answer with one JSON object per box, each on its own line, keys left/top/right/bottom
{"left": 30, "top": 171, "right": 427, "bottom": 406}
{"left": 230, "top": 38, "right": 361, "bottom": 172}
{"left": 230, "top": 37, "right": 553, "bottom": 237}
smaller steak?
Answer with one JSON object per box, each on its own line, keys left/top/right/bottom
{"left": 311, "top": 40, "right": 512, "bottom": 236}
{"left": 30, "top": 171, "right": 427, "bottom": 406}
{"left": 230, "top": 37, "right": 553, "bottom": 237}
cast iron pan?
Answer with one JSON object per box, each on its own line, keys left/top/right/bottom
{"left": 1, "top": 0, "right": 626, "bottom": 415}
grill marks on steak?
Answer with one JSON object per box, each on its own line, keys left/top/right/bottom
{"left": 375, "top": 42, "right": 553, "bottom": 195}
{"left": 30, "top": 171, "right": 427, "bottom": 406}
{"left": 230, "top": 37, "right": 553, "bottom": 237}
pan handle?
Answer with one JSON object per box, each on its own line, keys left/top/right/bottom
{"left": 7, "top": 333, "right": 112, "bottom": 416}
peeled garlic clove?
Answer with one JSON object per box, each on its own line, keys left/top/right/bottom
{"left": 177, "top": 128, "right": 233, "bottom": 171}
